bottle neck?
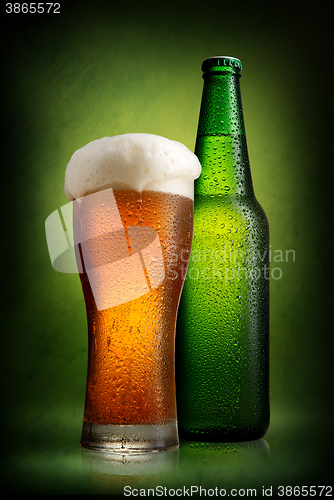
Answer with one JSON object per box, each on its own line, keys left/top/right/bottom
{"left": 195, "top": 70, "right": 254, "bottom": 198}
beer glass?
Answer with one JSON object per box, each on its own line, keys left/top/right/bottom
{"left": 66, "top": 134, "right": 201, "bottom": 452}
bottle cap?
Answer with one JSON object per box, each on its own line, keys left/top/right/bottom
{"left": 202, "top": 56, "right": 242, "bottom": 73}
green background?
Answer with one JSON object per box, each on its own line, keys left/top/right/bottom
{"left": 2, "top": 0, "right": 333, "bottom": 494}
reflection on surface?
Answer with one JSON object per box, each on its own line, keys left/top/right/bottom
{"left": 81, "top": 439, "right": 269, "bottom": 494}
{"left": 4, "top": 408, "right": 331, "bottom": 494}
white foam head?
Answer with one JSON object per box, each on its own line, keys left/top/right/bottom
{"left": 64, "top": 133, "right": 202, "bottom": 201}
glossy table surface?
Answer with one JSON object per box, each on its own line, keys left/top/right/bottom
{"left": 2, "top": 406, "right": 331, "bottom": 495}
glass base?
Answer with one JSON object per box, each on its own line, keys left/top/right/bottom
{"left": 80, "top": 420, "right": 179, "bottom": 452}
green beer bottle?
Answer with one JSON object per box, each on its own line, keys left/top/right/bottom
{"left": 176, "top": 56, "right": 270, "bottom": 441}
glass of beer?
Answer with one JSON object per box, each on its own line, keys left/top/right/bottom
{"left": 64, "top": 133, "right": 201, "bottom": 452}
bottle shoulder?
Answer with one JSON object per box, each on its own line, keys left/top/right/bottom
{"left": 193, "top": 194, "right": 269, "bottom": 232}
{"left": 194, "top": 193, "right": 266, "bottom": 212}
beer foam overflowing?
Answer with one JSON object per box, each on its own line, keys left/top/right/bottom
{"left": 64, "top": 133, "right": 202, "bottom": 201}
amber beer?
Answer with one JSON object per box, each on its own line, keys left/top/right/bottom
{"left": 76, "top": 190, "right": 193, "bottom": 424}
{"left": 65, "top": 134, "right": 201, "bottom": 451}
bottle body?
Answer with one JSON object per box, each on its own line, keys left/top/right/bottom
{"left": 176, "top": 58, "right": 270, "bottom": 441}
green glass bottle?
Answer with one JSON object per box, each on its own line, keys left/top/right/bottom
{"left": 176, "top": 56, "right": 270, "bottom": 441}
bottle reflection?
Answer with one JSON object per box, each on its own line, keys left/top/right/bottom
{"left": 178, "top": 439, "right": 270, "bottom": 490}
{"left": 81, "top": 439, "right": 269, "bottom": 494}
{"left": 81, "top": 447, "right": 179, "bottom": 495}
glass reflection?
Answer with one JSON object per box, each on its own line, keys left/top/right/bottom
{"left": 81, "top": 447, "right": 179, "bottom": 494}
